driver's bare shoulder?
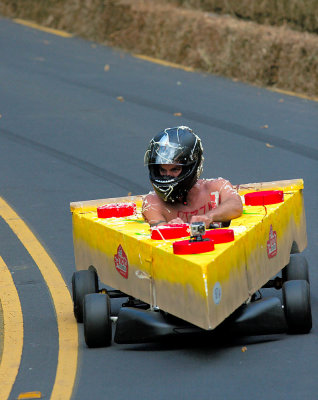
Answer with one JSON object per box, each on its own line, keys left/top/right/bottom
{"left": 201, "top": 177, "right": 233, "bottom": 192}
{"left": 198, "top": 178, "right": 227, "bottom": 192}
{"left": 142, "top": 191, "right": 162, "bottom": 210}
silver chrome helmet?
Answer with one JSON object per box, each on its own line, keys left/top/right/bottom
{"left": 144, "top": 126, "right": 204, "bottom": 203}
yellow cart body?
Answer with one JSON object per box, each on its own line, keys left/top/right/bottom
{"left": 70, "top": 179, "right": 306, "bottom": 330}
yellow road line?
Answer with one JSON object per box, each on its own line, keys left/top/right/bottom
{"left": 134, "top": 54, "right": 194, "bottom": 72}
{"left": 135, "top": 54, "right": 318, "bottom": 102}
{"left": 14, "top": 18, "right": 73, "bottom": 38}
{"left": 0, "top": 256, "right": 23, "bottom": 400}
{"left": 11, "top": 20, "right": 318, "bottom": 103}
{"left": 0, "top": 197, "right": 78, "bottom": 400}
{"left": 18, "top": 391, "right": 42, "bottom": 399}
{"left": 269, "top": 87, "right": 318, "bottom": 102}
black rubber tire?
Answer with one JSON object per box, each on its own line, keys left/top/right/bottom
{"left": 72, "top": 270, "right": 98, "bottom": 323}
{"left": 83, "top": 293, "right": 112, "bottom": 348}
{"left": 282, "top": 253, "right": 309, "bottom": 283}
{"left": 282, "top": 280, "right": 312, "bottom": 334}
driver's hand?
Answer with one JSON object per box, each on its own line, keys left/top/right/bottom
{"left": 167, "top": 217, "right": 185, "bottom": 225}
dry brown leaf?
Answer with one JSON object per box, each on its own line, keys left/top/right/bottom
{"left": 104, "top": 64, "right": 110, "bottom": 71}
{"left": 266, "top": 143, "right": 275, "bottom": 148}
{"left": 174, "top": 112, "right": 182, "bottom": 116}
{"left": 117, "top": 96, "right": 124, "bottom": 102}
{"left": 241, "top": 346, "right": 247, "bottom": 352}
{"left": 261, "top": 124, "right": 269, "bottom": 129}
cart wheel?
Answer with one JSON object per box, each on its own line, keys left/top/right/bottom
{"left": 282, "top": 280, "right": 312, "bottom": 334}
{"left": 72, "top": 270, "right": 98, "bottom": 323}
{"left": 282, "top": 254, "right": 309, "bottom": 283}
{"left": 83, "top": 293, "right": 112, "bottom": 348}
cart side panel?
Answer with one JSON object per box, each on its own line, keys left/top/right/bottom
{"left": 206, "top": 237, "right": 249, "bottom": 330}
{"left": 152, "top": 245, "right": 210, "bottom": 329}
{"left": 72, "top": 212, "right": 153, "bottom": 304}
{"left": 244, "top": 189, "right": 307, "bottom": 294}
{"left": 151, "top": 235, "right": 249, "bottom": 331}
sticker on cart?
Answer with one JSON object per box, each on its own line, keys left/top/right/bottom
{"left": 213, "top": 282, "right": 222, "bottom": 305}
{"left": 267, "top": 225, "right": 277, "bottom": 258}
{"left": 114, "top": 244, "right": 129, "bottom": 279}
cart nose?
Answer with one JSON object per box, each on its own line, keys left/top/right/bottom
{"left": 222, "top": 296, "right": 288, "bottom": 336}
{"left": 114, "top": 307, "right": 206, "bottom": 344}
{"left": 114, "top": 297, "right": 288, "bottom": 344}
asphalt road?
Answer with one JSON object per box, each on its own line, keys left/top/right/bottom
{"left": 0, "top": 16, "right": 318, "bottom": 400}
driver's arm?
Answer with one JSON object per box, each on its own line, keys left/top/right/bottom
{"left": 142, "top": 193, "right": 167, "bottom": 227}
{"left": 190, "top": 179, "right": 243, "bottom": 227}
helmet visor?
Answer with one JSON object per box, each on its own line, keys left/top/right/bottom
{"left": 145, "top": 136, "right": 193, "bottom": 166}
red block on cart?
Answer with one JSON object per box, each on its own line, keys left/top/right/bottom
{"left": 173, "top": 239, "right": 214, "bottom": 255}
{"left": 151, "top": 224, "right": 190, "bottom": 240}
{"left": 203, "top": 229, "right": 235, "bottom": 243}
{"left": 245, "top": 190, "right": 284, "bottom": 206}
{"left": 97, "top": 203, "right": 136, "bottom": 218}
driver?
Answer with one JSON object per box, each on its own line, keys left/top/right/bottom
{"left": 142, "top": 126, "right": 243, "bottom": 228}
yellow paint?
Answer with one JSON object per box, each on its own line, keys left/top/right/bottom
{"left": 14, "top": 19, "right": 73, "bottom": 38}
{"left": 0, "top": 256, "right": 23, "bottom": 400}
{"left": 269, "top": 87, "right": 318, "bottom": 103}
{"left": 10, "top": 19, "right": 318, "bottom": 103}
{"left": 134, "top": 54, "right": 194, "bottom": 72}
{"left": 18, "top": 391, "right": 42, "bottom": 399}
{"left": 134, "top": 54, "right": 317, "bottom": 103}
{"left": 0, "top": 198, "right": 78, "bottom": 400}
{"left": 71, "top": 179, "right": 307, "bottom": 329}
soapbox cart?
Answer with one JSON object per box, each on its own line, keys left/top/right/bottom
{"left": 70, "top": 179, "right": 312, "bottom": 347}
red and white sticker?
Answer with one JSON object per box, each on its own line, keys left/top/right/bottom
{"left": 114, "top": 244, "right": 129, "bottom": 279}
{"left": 210, "top": 191, "right": 219, "bottom": 209}
{"left": 267, "top": 225, "right": 277, "bottom": 258}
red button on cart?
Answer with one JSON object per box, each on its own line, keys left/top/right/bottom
{"left": 97, "top": 203, "right": 136, "bottom": 218}
{"left": 151, "top": 224, "right": 190, "bottom": 240}
{"left": 244, "top": 190, "right": 284, "bottom": 206}
{"left": 203, "top": 229, "right": 234, "bottom": 243}
{"left": 173, "top": 239, "right": 214, "bottom": 255}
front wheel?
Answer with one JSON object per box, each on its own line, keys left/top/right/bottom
{"left": 72, "top": 270, "right": 98, "bottom": 323}
{"left": 282, "top": 280, "right": 312, "bottom": 334}
{"left": 282, "top": 254, "right": 309, "bottom": 283}
{"left": 83, "top": 293, "right": 112, "bottom": 348}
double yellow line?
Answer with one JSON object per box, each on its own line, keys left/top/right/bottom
{"left": 0, "top": 255, "right": 23, "bottom": 399}
{"left": 0, "top": 197, "right": 78, "bottom": 399}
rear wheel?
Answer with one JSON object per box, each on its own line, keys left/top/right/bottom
{"left": 282, "top": 280, "right": 312, "bottom": 334}
{"left": 282, "top": 254, "right": 309, "bottom": 283}
{"left": 72, "top": 269, "right": 98, "bottom": 323}
{"left": 83, "top": 293, "right": 112, "bottom": 348}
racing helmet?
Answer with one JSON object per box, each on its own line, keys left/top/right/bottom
{"left": 144, "top": 126, "right": 204, "bottom": 203}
